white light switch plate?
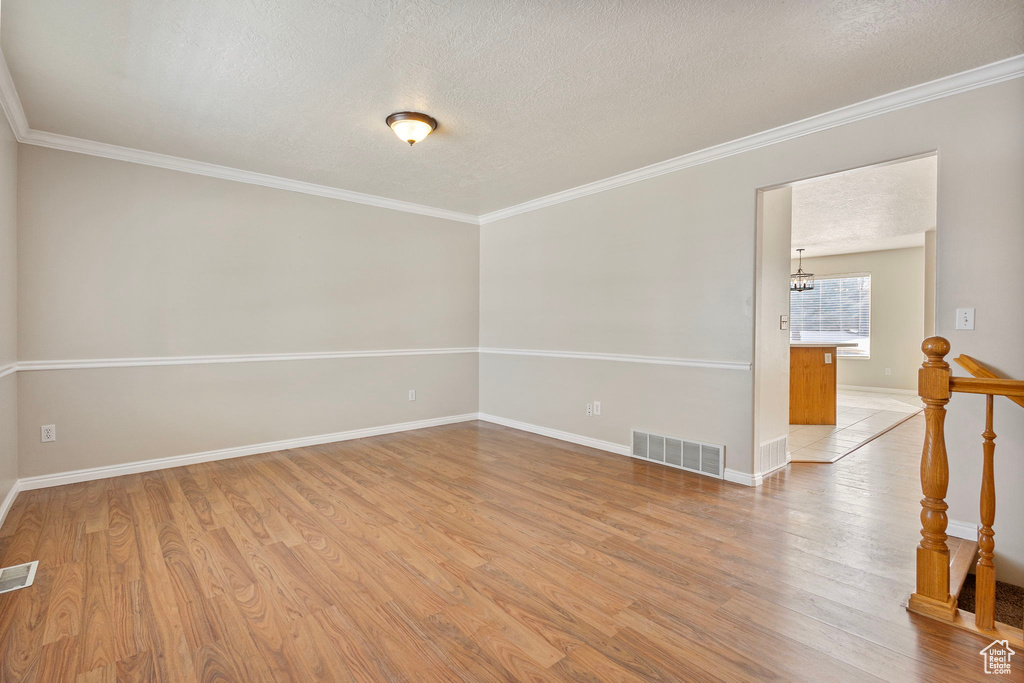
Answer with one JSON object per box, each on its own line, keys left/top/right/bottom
{"left": 824, "top": 353, "right": 832, "bottom": 364}
{"left": 955, "top": 307, "right": 975, "bottom": 330}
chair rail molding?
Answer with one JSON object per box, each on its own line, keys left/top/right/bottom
{"left": 479, "top": 348, "right": 751, "bottom": 371}
{"left": 9, "top": 348, "right": 752, "bottom": 372}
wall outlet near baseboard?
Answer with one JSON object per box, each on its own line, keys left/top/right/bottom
{"left": 41, "top": 425, "right": 56, "bottom": 442}
{"left": 408, "top": 389, "right": 416, "bottom": 401}
{"left": 885, "top": 368, "right": 892, "bottom": 376}
{"left": 586, "top": 402, "right": 593, "bottom": 417}
{"left": 593, "top": 400, "right": 601, "bottom": 416}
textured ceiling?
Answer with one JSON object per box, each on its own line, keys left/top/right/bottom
{"left": 792, "top": 155, "right": 936, "bottom": 257}
{"left": 2, "top": 1, "right": 1021, "bottom": 215}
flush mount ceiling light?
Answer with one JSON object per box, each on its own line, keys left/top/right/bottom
{"left": 386, "top": 112, "right": 437, "bottom": 146}
{"left": 791, "top": 248, "right": 815, "bottom": 292}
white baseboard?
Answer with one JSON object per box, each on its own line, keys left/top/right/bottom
{"left": 838, "top": 384, "right": 918, "bottom": 396}
{"left": 477, "top": 413, "right": 631, "bottom": 456}
{"left": 946, "top": 518, "right": 978, "bottom": 541}
{"left": 479, "top": 413, "right": 760, "bottom": 486}
{"left": 0, "top": 480, "right": 22, "bottom": 531}
{"left": 758, "top": 459, "right": 790, "bottom": 479}
{"left": 16, "top": 413, "right": 480, "bottom": 492}
{"left": 724, "top": 469, "right": 761, "bottom": 487}
{"left": 6, "top": 410, "right": 764, "bottom": 515}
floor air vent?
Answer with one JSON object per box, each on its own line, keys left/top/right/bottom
{"left": 630, "top": 430, "right": 724, "bottom": 478}
{"left": 759, "top": 436, "right": 789, "bottom": 474}
{"left": 0, "top": 561, "right": 38, "bottom": 594}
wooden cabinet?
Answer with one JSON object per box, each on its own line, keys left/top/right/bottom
{"left": 789, "top": 345, "right": 838, "bottom": 425}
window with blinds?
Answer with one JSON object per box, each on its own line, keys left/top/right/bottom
{"left": 790, "top": 274, "right": 871, "bottom": 357}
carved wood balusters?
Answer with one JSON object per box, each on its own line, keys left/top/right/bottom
{"left": 975, "top": 394, "right": 996, "bottom": 630}
{"left": 908, "top": 337, "right": 1024, "bottom": 644}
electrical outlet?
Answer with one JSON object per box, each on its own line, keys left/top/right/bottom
{"left": 408, "top": 389, "right": 416, "bottom": 401}
{"left": 824, "top": 353, "right": 832, "bottom": 364}
{"left": 586, "top": 402, "right": 593, "bottom": 417}
{"left": 885, "top": 368, "right": 892, "bottom": 376}
{"left": 41, "top": 425, "right": 56, "bottom": 443}
{"left": 593, "top": 401, "right": 601, "bottom": 416}
{"left": 779, "top": 314, "right": 788, "bottom": 330}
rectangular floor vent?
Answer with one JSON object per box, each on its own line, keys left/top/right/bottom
{"left": 759, "top": 436, "right": 789, "bottom": 475}
{"left": 0, "top": 561, "right": 38, "bottom": 594}
{"left": 630, "top": 430, "right": 724, "bottom": 479}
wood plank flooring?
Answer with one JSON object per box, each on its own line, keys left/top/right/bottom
{"left": 0, "top": 416, "right": 1004, "bottom": 681}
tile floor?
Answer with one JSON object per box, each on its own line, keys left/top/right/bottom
{"left": 788, "top": 388, "right": 923, "bottom": 463}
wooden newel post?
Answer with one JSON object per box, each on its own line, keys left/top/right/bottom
{"left": 908, "top": 336, "right": 958, "bottom": 620}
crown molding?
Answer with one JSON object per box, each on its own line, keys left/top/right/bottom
{"left": 478, "top": 54, "right": 1024, "bottom": 224}
{"left": 0, "top": 52, "right": 478, "bottom": 223}
{"left": 0, "top": 49, "right": 29, "bottom": 140}
{"left": 0, "top": 52, "right": 475, "bottom": 224}
{"left": 1, "top": 46, "right": 1021, "bottom": 225}
{"left": 18, "top": 129, "right": 480, "bottom": 224}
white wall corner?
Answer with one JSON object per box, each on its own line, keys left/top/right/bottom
{"left": 0, "top": 481, "right": 22, "bottom": 531}
{"left": 0, "top": 363, "right": 17, "bottom": 380}
{"left": 477, "top": 413, "right": 631, "bottom": 456}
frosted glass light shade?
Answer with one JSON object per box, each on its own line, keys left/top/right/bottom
{"left": 386, "top": 112, "right": 437, "bottom": 146}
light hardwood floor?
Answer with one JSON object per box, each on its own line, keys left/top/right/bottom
{"left": 0, "top": 416, "right": 1000, "bottom": 681}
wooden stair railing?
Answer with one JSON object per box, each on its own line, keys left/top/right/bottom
{"left": 907, "top": 337, "right": 1024, "bottom": 645}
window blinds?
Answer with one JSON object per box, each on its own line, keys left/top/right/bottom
{"left": 790, "top": 274, "right": 871, "bottom": 357}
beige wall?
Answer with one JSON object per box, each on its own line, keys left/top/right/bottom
{"left": 16, "top": 146, "right": 480, "bottom": 476}
{"left": 480, "top": 78, "right": 1024, "bottom": 582}
{"left": 479, "top": 152, "right": 758, "bottom": 481}
{"left": 17, "top": 355, "right": 477, "bottom": 477}
{"left": 480, "top": 354, "right": 751, "bottom": 464}
{"left": 924, "top": 229, "right": 936, "bottom": 339}
{"left": 0, "top": 106, "right": 16, "bottom": 504}
{"left": 794, "top": 247, "right": 925, "bottom": 392}
{"left": 754, "top": 186, "right": 792, "bottom": 458}
{"left": 17, "top": 148, "right": 479, "bottom": 359}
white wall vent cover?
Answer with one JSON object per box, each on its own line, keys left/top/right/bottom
{"left": 0, "top": 561, "right": 38, "bottom": 594}
{"left": 630, "top": 430, "right": 724, "bottom": 479}
{"left": 759, "top": 436, "right": 789, "bottom": 475}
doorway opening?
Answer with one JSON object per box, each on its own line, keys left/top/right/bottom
{"left": 754, "top": 153, "right": 937, "bottom": 470}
